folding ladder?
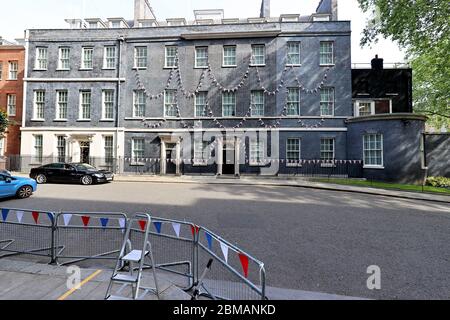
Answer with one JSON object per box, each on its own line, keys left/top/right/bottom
{"left": 105, "top": 213, "right": 160, "bottom": 300}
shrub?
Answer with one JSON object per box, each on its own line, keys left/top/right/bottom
{"left": 426, "top": 177, "right": 450, "bottom": 189}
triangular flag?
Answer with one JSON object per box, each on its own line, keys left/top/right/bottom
{"left": 100, "top": 218, "right": 109, "bottom": 228}
{"left": 138, "top": 220, "right": 147, "bottom": 231}
{"left": 190, "top": 225, "right": 200, "bottom": 237}
{"left": 153, "top": 222, "right": 162, "bottom": 234}
{"left": 1, "top": 209, "right": 9, "bottom": 222}
{"left": 238, "top": 253, "right": 250, "bottom": 278}
{"left": 172, "top": 223, "right": 181, "bottom": 238}
{"left": 220, "top": 242, "right": 229, "bottom": 263}
{"left": 32, "top": 211, "right": 40, "bottom": 224}
{"left": 16, "top": 211, "right": 24, "bottom": 223}
{"left": 118, "top": 218, "right": 126, "bottom": 233}
{"left": 63, "top": 214, "right": 72, "bottom": 226}
{"left": 47, "top": 213, "right": 54, "bottom": 224}
{"left": 205, "top": 232, "right": 213, "bottom": 250}
{"left": 81, "top": 216, "right": 91, "bottom": 227}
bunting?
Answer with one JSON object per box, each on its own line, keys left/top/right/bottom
{"left": 32, "top": 211, "right": 39, "bottom": 224}
{"left": 16, "top": 211, "right": 24, "bottom": 223}
{"left": 81, "top": 216, "right": 91, "bottom": 227}
{"left": 238, "top": 253, "right": 250, "bottom": 279}
{"left": 138, "top": 220, "right": 147, "bottom": 231}
{"left": 190, "top": 225, "right": 200, "bottom": 237}
{"left": 153, "top": 222, "right": 162, "bottom": 234}
{"left": 47, "top": 213, "right": 54, "bottom": 224}
{"left": 100, "top": 218, "right": 109, "bottom": 228}
{"left": 1, "top": 209, "right": 9, "bottom": 222}
{"left": 205, "top": 232, "right": 213, "bottom": 250}
{"left": 118, "top": 218, "right": 126, "bottom": 230}
{"left": 220, "top": 242, "right": 229, "bottom": 263}
{"left": 63, "top": 214, "right": 72, "bottom": 226}
{"left": 172, "top": 223, "right": 181, "bottom": 238}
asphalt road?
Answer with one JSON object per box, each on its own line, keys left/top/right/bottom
{"left": 1, "top": 181, "right": 449, "bottom": 299}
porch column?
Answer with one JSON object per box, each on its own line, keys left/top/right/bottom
{"left": 217, "top": 138, "right": 223, "bottom": 175}
{"left": 234, "top": 137, "right": 240, "bottom": 177}
{"left": 175, "top": 140, "right": 181, "bottom": 176}
{"left": 160, "top": 140, "right": 166, "bottom": 175}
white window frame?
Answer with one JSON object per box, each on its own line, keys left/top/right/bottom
{"left": 104, "top": 136, "right": 114, "bottom": 164}
{"left": 320, "top": 138, "right": 336, "bottom": 165}
{"left": 287, "top": 88, "right": 300, "bottom": 116}
{"left": 193, "top": 140, "right": 209, "bottom": 166}
{"left": 35, "top": 47, "right": 48, "bottom": 70}
{"left": 194, "top": 92, "right": 207, "bottom": 117}
{"left": 250, "top": 90, "right": 265, "bottom": 117}
{"left": 363, "top": 134, "right": 384, "bottom": 169}
{"left": 164, "top": 89, "right": 178, "bottom": 117}
{"left": 249, "top": 140, "right": 265, "bottom": 166}
{"left": 33, "top": 135, "right": 43, "bottom": 163}
{"left": 8, "top": 61, "right": 18, "bottom": 80}
{"left": 286, "top": 138, "right": 301, "bottom": 166}
{"left": 7, "top": 94, "right": 16, "bottom": 116}
{"left": 320, "top": 87, "right": 335, "bottom": 117}
{"left": 287, "top": 42, "right": 301, "bottom": 66}
{"left": 354, "top": 99, "right": 393, "bottom": 117}
{"left": 103, "top": 46, "right": 117, "bottom": 69}
{"left": 195, "top": 47, "right": 208, "bottom": 68}
{"left": 56, "top": 90, "right": 68, "bottom": 120}
{"left": 131, "top": 138, "right": 145, "bottom": 163}
{"left": 33, "top": 90, "right": 45, "bottom": 120}
{"left": 0, "top": 62, "right": 3, "bottom": 80}
{"left": 102, "top": 90, "right": 115, "bottom": 120}
{"left": 165, "top": 46, "right": 178, "bottom": 68}
{"left": 56, "top": 135, "right": 67, "bottom": 163}
{"left": 58, "top": 47, "right": 70, "bottom": 70}
{"left": 223, "top": 46, "right": 237, "bottom": 67}
{"left": 320, "top": 41, "right": 334, "bottom": 66}
{"left": 0, "top": 138, "right": 4, "bottom": 157}
{"left": 134, "top": 46, "right": 148, "bottom": 69}
{"left": 81, "top": 47, "right": 94, "bottom": 69}
{"left": 251, "top": 44, "right": 266, "bottom": 66}
{"left": 79, "top": 90, "right": 92, "bottom": 120}
{"left": 133, "top": 90, "right": 146, "bottom": 118}
{"left": 222, "top": 92, "right": 236, "bottom": 117}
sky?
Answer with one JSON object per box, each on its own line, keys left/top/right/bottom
{"left": 0, "top": 0, "right": 406, "bottom": 63}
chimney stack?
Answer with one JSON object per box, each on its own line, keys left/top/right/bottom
{"left": 260, "top": 0, "right": 270, "bottom": 18}
{"left": 134, "top": 0, "right": 156, "bottom": 25}
{"left": 371, "top": 55, "right": 384, "bottom": 70}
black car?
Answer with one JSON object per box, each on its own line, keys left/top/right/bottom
{"left": 30, "top": 163, "right": 114, "bottom": 185}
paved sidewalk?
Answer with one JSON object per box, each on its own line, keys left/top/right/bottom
{"left": 113, "top": 175, "right": 450, "bottom": 204}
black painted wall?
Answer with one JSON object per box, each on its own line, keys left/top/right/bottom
{"left": 425, "top": 134, "right": 450, "bottom": 178}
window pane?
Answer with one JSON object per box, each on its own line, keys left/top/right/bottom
{"left": 133, "top": 90, "right": 146, "bottom": 117}
{"left": 195, "top": 92, "right": 207, "bottom": 117}
{"left": 287, "top": 88, "right": 300, "bottom": 116}
{"left": 80, "top": 91, "right": 91, "bottom": 119}
{"left": 223, "top": 46, "right": 236, "bottom": 66}
{"left": 320, "top": 42, "right": 334, "bottom": 65}
{"left": 195, "top": 47, "right": 208, "bottom": 67}
{"left": 286, "top": 138, "right": 300, "bottom": 162}
{"left": 165, "top": 46, "right": 178, "bottom": 67}
{"left": 287, "top": 42, "right": 301, "bottom": 65}
{"left": 82, "top": 48, "right": 93, "bottom": 69}
{"left": 222, "top": 92, "right": 236, "bottom": 116}
{"left": 135, "top": 47, "right": 147, "bottom": 68}
{"left": 320, "top": 138, "right": 335, "bottom": 161}
{"left": 363, "top": 134, "right": 383, "bottom": 166}
{"left": 320, "top": 88, "right": 334, "bottom": 116}
{"left": 251, "top": 91, "right": 264, "bottom": 116}
{"left": 165, "top": 90, "right": 178, "bottom": 117}
{"left": 251, "top": 45, "right": 265, "bottom": 65}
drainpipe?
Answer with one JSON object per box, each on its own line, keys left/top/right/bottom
{"left": 116, "top": 36, "right": 124, "bottom": 174}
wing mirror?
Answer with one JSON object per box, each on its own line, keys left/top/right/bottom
{"left": 5, "top": 177, "right": 12, "bottom": 183}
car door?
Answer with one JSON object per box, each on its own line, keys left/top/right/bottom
{"left": 42, "top": 164, "right": 59, "bottom": 182}
{"left": 49, "top": 163, "right": 66, "bottom": 182}
{"left": 62, "top": 164, "right": 79, "bottom": 183}
{"left": 0, "top": 174, "right": 9, "bottom": 197}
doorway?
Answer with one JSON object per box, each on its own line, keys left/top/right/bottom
{"left": 222, "top": 141, "right": 235, "bottom": 175}
{"left": 166, "top": 143, "right": 177, "bottom": 174}
{"left": 80, "top": 141, "right": 90, "bottom": 164}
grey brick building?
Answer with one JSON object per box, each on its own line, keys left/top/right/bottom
{"left": 20, "top": 0, "right": 428, "bottom": 183}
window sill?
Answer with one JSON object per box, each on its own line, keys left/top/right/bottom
{"left": 33, "top": 69, "right": 47, "bottom": 71}
{"left": 100, "top": 119, "right": 115, "bottom": 122}
{"left": 194, "top": 66, "right": 208, "bottom": 69}
{"left": 320, "top": 115, "right": 335, "bottom": 118}
{"left": 130, "top": 162, "right": 145, "bottom": 167}
{"left": 250, "top": 64, "right": 266, "bottom": 67}
{"left": 193, "top": 162, "right": 208, "bottom": 167}
{"left": 363, "top": 166, "right": 385, "bottom": 170}
{"left": 222, "top": 65, "right": 237, "bottom": 68}
{"left": 8, "top": 114, "right": 17, "bottom": 118}
{"left": 320, "top": 64, "right": 335, "bottom": 67}
{"left": 286, "top": 163, "right": 302, "bottom": 167}
{"left": 7, "top": 79, "right": 18, "bottom": 81}
{"left": 321, "top": 164, "right": 337, "bottom": 168}
{"left": 77, "top": 119, "right": 91, "bottom": 122}
{"left": 56, "top": 69, "right": 70, "bottom": 71}
{"left": 133, "top": 67, "right": 147, "bottom": 70}
{"left": 102, "top": 68, "right": 116, "bottom": 71}
{"left": 249, "top": 162, "right": 267, "bottom": 167}
{"left": 53, "top": 119, "right": 68, "bottom": 122}
{"left": 163, "top": 66, "right": 178, "bottom": 69}
{"left": 79, "top": 68, "right": 93, "bottom": 71}
{"left": 286, "top": 64, "right": 302, "bottom": 67}
{"left": 31, "top": 119, "right": 45, "bottom": 122}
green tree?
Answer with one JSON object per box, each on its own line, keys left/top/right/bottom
{"left": 358, "top": 0, "right": 450, "bottom": 130}
{"left": 0, "top": 110, "right": 9, "bottom": 137}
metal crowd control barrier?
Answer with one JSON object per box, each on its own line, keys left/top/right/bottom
{"left": 55, "top": 212, "right": 127, "bottom": 266}
{"left": 130, "top": 215, "right": 197, "bottom": 291}
{"left": 0, "top": 208, "right": 56, "bottom": 260}
{"left": 196, "top": 227, "right": 266, "bottom": 300}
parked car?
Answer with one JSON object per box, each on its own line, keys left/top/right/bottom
{"left": 30, "top": 163, "right": 114, "bottom": 185}
{"left": 0, "top": 172, "right": 37, "bottom": 199}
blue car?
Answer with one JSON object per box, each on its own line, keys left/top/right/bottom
{"left": 0, "top": 171, "right": 37, "bottom": 199}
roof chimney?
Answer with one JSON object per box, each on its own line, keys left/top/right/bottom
{"left": 371, "top": 55, "right": 384, "bottom": 70}
{"left": 134, "top": 0, "right": 156, "bottom": 26}
{"left": 260, "top": 0, "right": 270, "bottom": 18}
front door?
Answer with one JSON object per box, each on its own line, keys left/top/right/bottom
{"left": 223, "top": 142, "right": 235, "bottom": 175}
{"left": 80, "top": 141, "right": 90, "bottom": 164}
{"left": 166, "top": 144, "right": 177, "bottom": 174}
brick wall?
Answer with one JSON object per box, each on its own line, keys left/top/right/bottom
{"left": 0, "top": 45, "right": 24, "bottom": 155}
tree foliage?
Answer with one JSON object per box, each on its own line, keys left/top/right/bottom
{"left": 0, "top": 110, "right": 9, "bottom": 136}
{"left": 358, "top": 0, "right": 450, "bottom": 130}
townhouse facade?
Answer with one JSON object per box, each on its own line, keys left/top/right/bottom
{"left": 0, "top": 39, "right": 24, "bottom": 156}
{"left": 19, "top": 0, "right": 428, "bottom": 183}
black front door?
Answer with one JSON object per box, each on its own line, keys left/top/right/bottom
{"left": 80, "top": 142, "right": 90, "bottom": 164}
{"left": 223, "top": 148, "right": 234, "bottom": 175}
{"left": 166, "top": 146, "right": 177, "bottom": 174}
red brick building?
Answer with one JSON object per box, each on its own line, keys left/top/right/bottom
{"left": 0, "top": 41, "right": 24, "bottom": 156}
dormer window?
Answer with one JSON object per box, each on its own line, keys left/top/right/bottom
{"left": 107, "top": 18, "right": 129, "bottom": 29}
{"left": 312, "top": 14, "right": 331, "bottom": 22}
{"left": 166, "top": 18, "right": 187, "bottom": 26}
{"left": 138, "top": 19, "right": 157, "bottom": 28}
{"left": 280, "top": 14, "right": 300, "bottom": 22}
{"left": 85, "top": 19, "right": 106, "bottom": 29}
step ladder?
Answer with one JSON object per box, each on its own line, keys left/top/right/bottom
{"left": 105, "top": 213, "right": 160, "bottom": 300}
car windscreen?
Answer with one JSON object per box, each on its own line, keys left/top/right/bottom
{"left": 74, "top": 164, "right": 97, "bottom": 171}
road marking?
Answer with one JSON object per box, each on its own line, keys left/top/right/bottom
{"left": 57, "top": 269, "right": 103, "bottom": 301}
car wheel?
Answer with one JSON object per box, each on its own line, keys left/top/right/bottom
{"left": 36, "top": 174, "right": 47, "bottom": 184}
{"left": 17, "top": 185, "right": 33, "bottom": 199}
{"left": 81, "top": 175, "right": 93, "bottom": 185}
